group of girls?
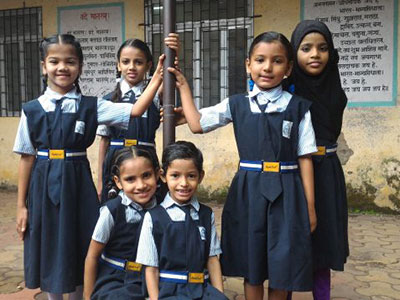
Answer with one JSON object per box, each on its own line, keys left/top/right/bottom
{"left": 14, "top": 18, "right": 348, "bottom": 300}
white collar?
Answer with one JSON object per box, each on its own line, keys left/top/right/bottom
{"left": 161, "top": 192, "right": 200, "bottom": 211}
{"left": 120, "top": 79, "right": 145, "bottom": 98}
{"left": 43, "top": 86, "right": 80, "bottom": 102}
{"left": 248, "top": 84, "right": 283, "bottom": 103}
{"left": 120, "top": 191, "right": 157, "bottom": 211}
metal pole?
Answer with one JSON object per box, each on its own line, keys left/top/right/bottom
{"left": 163, "top": 0, "right": 176, "bottom": 149}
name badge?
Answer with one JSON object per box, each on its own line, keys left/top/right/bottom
{"left": 189, "top": 272, "right": 204, "bottom": 283}
{"left": 124, "top": 139, "right": 138, "bottom": 147}
{"left": 263, "top": 162, "right": 280, "bottom": 172}
{"left": 125, "top": 261, "right": 142, "bottom": 272}
{"left": 282, "top": 120, "right": 293, "bottom": 139}
{"left": 75, "top": 120, "right": 85, "bottom": 135}
{"left": 49, "top": 149, "right": 65, "bottom": 159}
{"left": 198, "top": 226, "right": 207, "bottom": 241}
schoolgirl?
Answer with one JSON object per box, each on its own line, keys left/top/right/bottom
{"left": 84, "top": 146, "right": 160, "bottom": 299}
{"left": 97, "top": 35, "right": 179, "bottom": 203}
{"left": 136, "top": 141, "right": 228, "bottom": 300}
{"left": 287, "top": 20, "right": 349, "bottom": 299}
{"left": 14, "top": 34, "right": 163, "bottom": 299}
{"left": 170, "top": 31, "right": 318, "bottom": 299}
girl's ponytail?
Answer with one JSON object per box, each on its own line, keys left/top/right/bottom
{"left": 111, "top": 82, "right": 122, "bottom": 103}
{"left": 41, "top": 75, "right": 48, "bottom": 94}
{"left": 106, "top": 165, "right": 120, "bottom": 199}
{"left": 74, "top": 77, "right": 82, "bottom": 94}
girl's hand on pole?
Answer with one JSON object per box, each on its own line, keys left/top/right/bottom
{"left": 131, "top": 56, "right": 165, "bottom": 117}
{"left": 153, "top": 54, "right": 166, "bottom": 85}
{"left": 160, "top": 106, "right": 186, "bottom": 125}
{"left": 174, "top": 55, "right": 179, "bottom": 69}
{"left": 164, "top": 33, "right": 180, "bottom": 69}
{"left": 164, "top": 33, "right": 180, "bottom": 53}
{"left": 167, "top": 67, "right": 188, "bottom": 89}
{"left": 167, "top": 67, "right": 202, "bottom": 133}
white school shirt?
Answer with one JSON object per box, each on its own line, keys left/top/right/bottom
{"left": 96, "top": 79, "right": 161, "bottom": 137}
{"left": 199, "top": 85, "right": 317, "bottom": 156}
{"left": 92, "top": 191, "right": 157, "bottom": 244}
{"left": 13, "top": 87, "right": 133, "bottom": 155}
{"left": 136, "top": 193, "right": 222, "bottom": 268}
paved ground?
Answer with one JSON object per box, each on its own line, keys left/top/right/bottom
{"left": 0, "top": 190, "right": 399, "bottom": 299}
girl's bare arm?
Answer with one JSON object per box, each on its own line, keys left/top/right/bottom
{"left": 167, "top": 67, "right": 203, "bottom": 133}
{"left": 130, "top": 55, "right": 165, "bottom": 117}
{"left": 207, "top": 256, "right": 224, "bottom": 293}
{"left": 97, "top": 136, "right": 110, "bottom": 201}
{"left": 84, "top": 240, "right": 106, "bottom": 300}
{"left": 16, "top": 154, "right": 35, "bottom": 240}
{"left": 298, "top": 155, "right": 317, "bottom": 232}
{"left": 145, "top": 266, "right": 160, "bottom": 300}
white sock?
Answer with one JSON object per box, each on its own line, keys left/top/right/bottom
{"left": 68, "top": 285, "right": 83, "bottom": 300}
{"left": 47, "top": 293, "right": 63, "bottom": 300}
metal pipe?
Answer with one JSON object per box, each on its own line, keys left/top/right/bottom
{"left": 162, "top": 0, "right": 176, "bottom": 148}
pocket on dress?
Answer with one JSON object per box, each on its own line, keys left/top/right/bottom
{"left": 74, "top": 120, "right": 85, "bottom": 135}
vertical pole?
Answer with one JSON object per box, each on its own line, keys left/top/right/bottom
{"left": 163, "top": 0, "right": 176, "bottom": 149}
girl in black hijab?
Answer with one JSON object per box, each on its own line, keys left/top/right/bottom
{"left": 286, "top": 20, "right": 349, "bottom": 300}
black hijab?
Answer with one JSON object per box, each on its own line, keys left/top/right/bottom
{"left": 288, "top": 20, "right": 347, "bottom": 142}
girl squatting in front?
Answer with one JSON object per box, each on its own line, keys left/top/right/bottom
{"left": 84, "top": 146, "right": 160, "bottom": 300}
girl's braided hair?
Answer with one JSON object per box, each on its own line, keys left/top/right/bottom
{"left": 40, "top": 34, "right": 83, "bottom": 94}
{"left": 105, "top": 145, "right": 159, "bottom": 199}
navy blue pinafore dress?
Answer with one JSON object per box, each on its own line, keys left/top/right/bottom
{"left": 91, "top": 196, "right": 146, "bottom": 300}
{"left": 311, "top": 143, "right": 348, "bottom": 271}
{"left": 23, "top": 96, "right": 100, "bottom": 294}
{"left": 100, "top": 91, "right": 160, "bottom": 203}
{"left": 288, "top": 85, "right": 349, "bottom": 272}
{"left": 150, "top": 204, "right": 228, "bottom": 300}
{"left": 220, "top": 93, "right": 313, "bottom": 291}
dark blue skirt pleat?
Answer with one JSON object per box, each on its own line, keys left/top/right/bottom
{"left": 24, "top": 159, "right": 99, "bottom": 293}
{"left": 312, "top": 154, "right": 349, "bottom": 271}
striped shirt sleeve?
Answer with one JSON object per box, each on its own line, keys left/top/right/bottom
{"left": 96, "top": 124, "right": 111, "bottom": 137}
{"left": 13, "top": 110, "right": 36, "bottom": 155}
{"left": 97, "top": 97, "right": 133, "bottom": 129}
{"left": 199, "top": 98, "right": 232, "bottom": 133}
{"left": 209, "top": 212, "right": 222, "bottom": 256}
{"left": 135, "top": 212, "right": 159, "bottom": 267}
{"left": 297, "top": 110, "right": 317, "bottom": 156}
{"left": 92, "top": 205, "right": 115, "bottom": 244}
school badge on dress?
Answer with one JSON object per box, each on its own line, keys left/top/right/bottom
{"left": 198, "top": 226, "right": 207, "bottom": 241}
{"left": 74, "top": 120, "right": 85, "bottom": 135}
{"left": 282, "top": 120, "right": 293, "bottom": 139}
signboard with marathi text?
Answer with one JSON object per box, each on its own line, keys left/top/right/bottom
{"left": 58, "top": 3, "right": 125, "bottom": 97}
{"left": 302, "top": 0, "right": 398, "bottom": 107}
